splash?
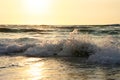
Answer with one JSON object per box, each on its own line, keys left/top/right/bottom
{"left": 0, "top": 29, "right": 120, "bottom": 64}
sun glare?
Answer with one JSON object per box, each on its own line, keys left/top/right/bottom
{"left": 24, "top": 0, "right": 52, "bottom": 14}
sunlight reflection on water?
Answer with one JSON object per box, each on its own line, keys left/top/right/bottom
{"left": 27, "top": 63, "right": 44, "bottom": 80}
{"left": 25, "top": 58, "right": 45, "bottom": 80}
{"left": 0, "top": 57, "right": 120, "bottom": 80}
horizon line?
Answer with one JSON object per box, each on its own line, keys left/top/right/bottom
{"left": 0, "top": 23, "right": 120, "bottom": 26}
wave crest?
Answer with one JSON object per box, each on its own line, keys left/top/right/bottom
{"left": 0, "top": 29, "right": 120, "bottom": 64}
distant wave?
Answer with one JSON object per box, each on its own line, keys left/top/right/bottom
{"left": 0, "top": 28, "right": 53, "bottom": 33}
{"left": 99, "top": 30, "right": 120, "bottom": 35}
{"left": 0, "top": 26, "right": 120, "bottom": 36}
{"left": 59, "top": 26, "right": 119, "bottom": 35}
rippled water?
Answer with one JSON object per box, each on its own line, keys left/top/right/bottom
{"left": 0, "top": 56, "right": 120, "bottom": 80}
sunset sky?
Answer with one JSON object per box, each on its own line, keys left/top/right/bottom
{"left": 0, "top": 0, "right": 120, "bottom": 25}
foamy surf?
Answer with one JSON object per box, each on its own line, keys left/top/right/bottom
{"left": 0, "top": 28, "right": 120, "bottom": 65}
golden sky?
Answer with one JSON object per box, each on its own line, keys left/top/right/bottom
{"left": 0, "top": 0, "right": 120, "bottom": 25}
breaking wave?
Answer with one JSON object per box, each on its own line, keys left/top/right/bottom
{"left": 0, "top": 29, "right": 120, "bottom": 65}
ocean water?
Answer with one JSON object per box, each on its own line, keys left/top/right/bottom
{"left": 0, "top": 25, "right": 120, "bottom": 80}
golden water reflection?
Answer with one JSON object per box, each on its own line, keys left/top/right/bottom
{"left": 1, "top": 57, "right": 118, "bottom": 80}
{"left": 26, "top": 60, "right": 44, "bottom": 80}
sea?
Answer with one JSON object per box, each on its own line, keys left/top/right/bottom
{"left": 0, "top": 25, "right": 120, "bottom": 80}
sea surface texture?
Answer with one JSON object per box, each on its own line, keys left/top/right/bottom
{"left": 0, "top": 25, "right": 120, "bottom": 80}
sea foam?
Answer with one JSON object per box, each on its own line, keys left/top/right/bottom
{"left": 0, "top": 29, "right": 120, "bottom": 64}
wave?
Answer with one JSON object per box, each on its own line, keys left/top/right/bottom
{"left": 0, "top": 28, "right": 53, "bottom": 33}
{"left": 0, "top": 26, "right": 120, "bottom": 36}
{"left": 0, "top": 29, "right": 120, "bottom": 65}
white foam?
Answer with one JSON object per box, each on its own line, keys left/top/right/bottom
{"left": 88, "top": 36, "right": 120, "bottom": 64}
{"left": 0, "top": 29, "right": 120, "bottom": 65}
{"left": 88, "top": 47, "right": 120, "bottom": 64}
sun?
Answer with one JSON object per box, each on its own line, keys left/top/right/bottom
{"left": 24, "top": 0, "right": 52, "bottom": 14}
